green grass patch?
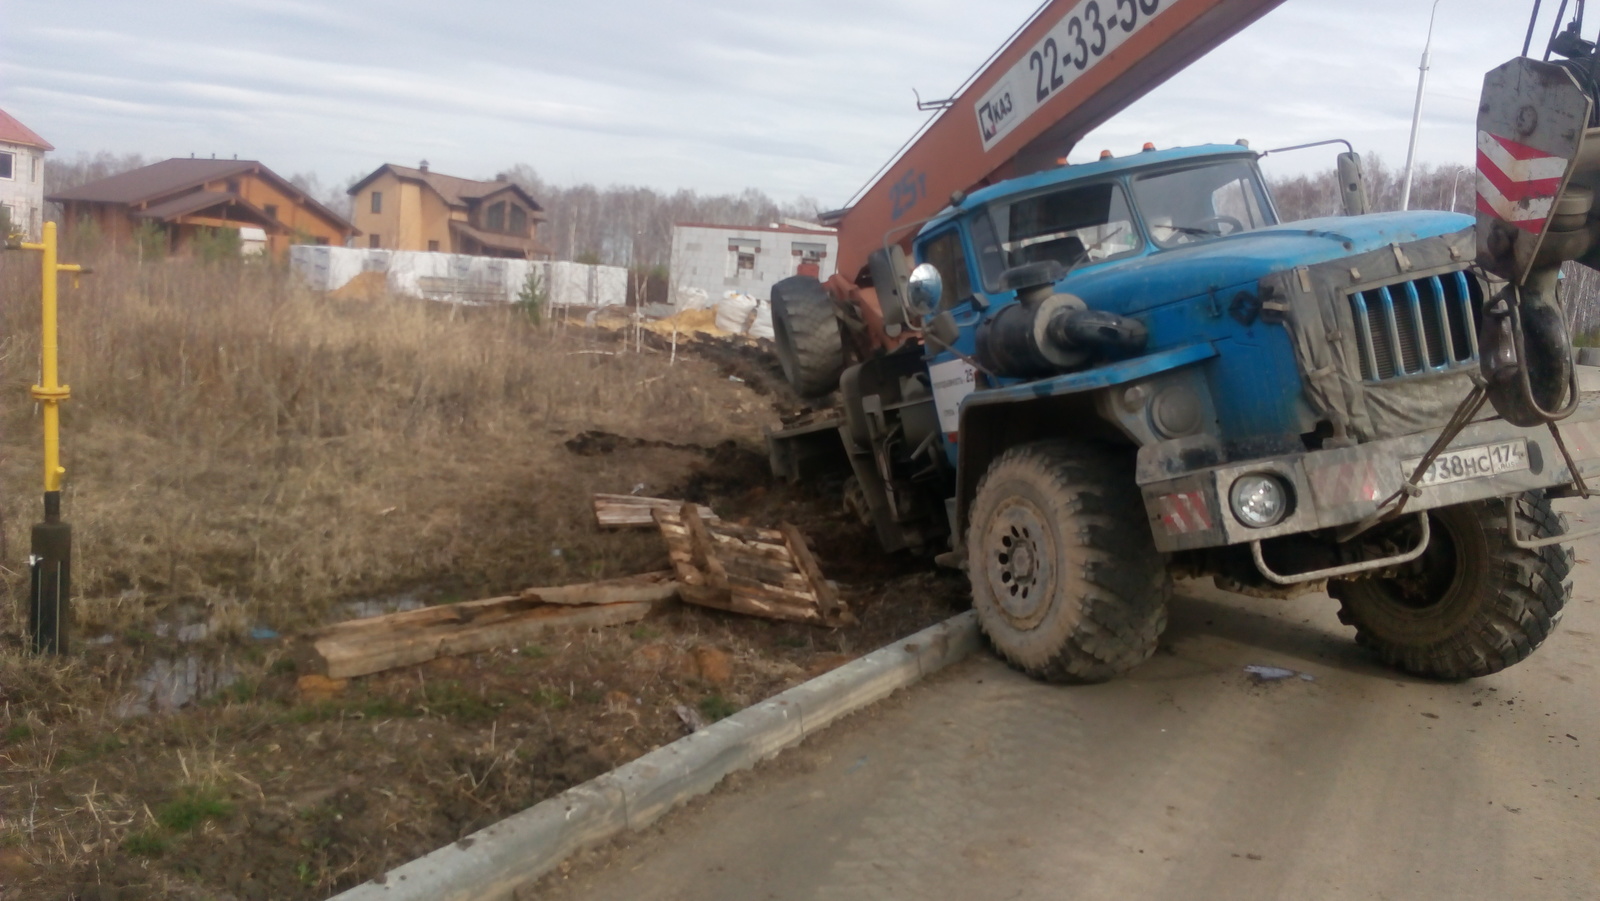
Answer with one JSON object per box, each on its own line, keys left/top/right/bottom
{"left": 155, "top": 788, "right": 233, "bottom": 832}
{"left": 529, "top": 686, "right": 570, "bottom": 710}
{"left": 698, "top": 693, "right": 739, "bottom": 722}
{"left": 215, "top": 679, "right": 258, "bottom": 705}
{"left": 123, "top": 829, "right": 170, "bottom": 857}
{"left": 630, "top": 625, "right": 661, "bottom": 641}
{"left": 422, "top": 680, "right": 506, "bottom": 722}
{"left": 270, "top": 657, "right": 298, "bottom": 675}
{"left": 3, "top": 724, "right": 32, "bottom": 743}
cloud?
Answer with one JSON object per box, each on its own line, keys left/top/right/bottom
{"left": 0, "top": 0, "right": 1570, "bottom": 202}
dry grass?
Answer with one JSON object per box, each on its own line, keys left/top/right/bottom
{"left": 0, "top": 252, "right": 968, "bottom": 899}
{"left": 0, "top": 253, "right": 770, "bottom": 643}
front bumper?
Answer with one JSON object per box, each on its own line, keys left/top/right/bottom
{"left": 1139, "top": 396, "right": 1600, "bottom": 553}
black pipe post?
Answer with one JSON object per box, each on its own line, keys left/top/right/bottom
{"left": 28, "top": 490, "right": 71, "bottom": 655}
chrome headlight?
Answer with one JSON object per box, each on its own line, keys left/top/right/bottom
{"left": 1229, "top": 474, "right": 1290, "bottom": 528}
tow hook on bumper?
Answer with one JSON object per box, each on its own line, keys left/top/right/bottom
{"left": 1250, "top": 514, "right": 1431, "bottom": 585}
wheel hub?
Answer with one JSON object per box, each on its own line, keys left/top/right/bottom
{"left": 983, "top": 500, "right": 1054, "bottom": 629}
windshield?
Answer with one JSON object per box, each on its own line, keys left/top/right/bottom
{"left": 1131, "top": 159, "right": 1276, "bottom": 248}
{"left": 971, "top": 181, "right": 1140, "bottom": 292}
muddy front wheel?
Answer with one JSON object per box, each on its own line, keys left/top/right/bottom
{"left": 966, "top": 440, "right": 1169, "bottom": 683}
{"left": 1331, "top": 494, "right": 1572, "bottom": 679}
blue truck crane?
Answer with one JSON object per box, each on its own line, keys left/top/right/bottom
{"left": 765, "top": 0, "right": 1600, "bottom": 683}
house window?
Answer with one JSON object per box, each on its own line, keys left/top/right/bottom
{"left": 31, "top": 156, "right": 38, "bottom": 182}
{"left": 487, "top": 201, "right": 506, "bottom": 232}
{"left": 369, "top": 234, "right": 381, "bottom": 248}
{"left": 226, "top": 179, "right": 240, "bottom": 194}
{"left": 263, "top": 204, "right": 278, "bottom": 220}
{"left": 370, "top": 191, "right": 382, "bottom": 214}
{"left": 314, "top": 237, "right": 329, "bottom": 246}
{"left": 509, "top": 205, "right": 527, "bottom": 235}
{"left": 428, "top": 240, "right": 440, "bottom": 252}
{"left": 0, "top": 152, "right": 12, "bottom": 180}
{"left": 727, "top": 238, "right": 760, "bottom": 278}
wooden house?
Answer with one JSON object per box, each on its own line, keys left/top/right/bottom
{"left": 347, "top": 162, "right": 549, "bottom": 258}
{"left": 48, "top": 158, "right": 357, "bottom": 259}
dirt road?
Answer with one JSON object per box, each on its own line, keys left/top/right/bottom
{"left": 543, "top": 498, "right": 1600, "bottom": 901}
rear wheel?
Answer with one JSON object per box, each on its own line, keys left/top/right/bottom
{"left": 1330, "top": 494, "right": 1571, "bottom": 679}
{"left": 967, "top": 441, "right": 1170, "bottom": 683}
{"left": 770, "top": 276, "right": 844, "bottom": 398}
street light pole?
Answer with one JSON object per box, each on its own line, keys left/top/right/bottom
{"left": 1400, "top": 0, "right": 1447, "bottom": 211}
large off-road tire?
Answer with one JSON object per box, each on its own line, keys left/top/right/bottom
{"left": 1330, "top": 493, "right": 1572, "bottom": 679}
{"left": 770, "top": 276, "right": 844, "bottom": 398}
{"left": 967, "top": 440, "right": 1170, "bottom": 683}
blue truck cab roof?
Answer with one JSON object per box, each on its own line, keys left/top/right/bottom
{"left": 920, "top": 143, "right": 1259, "bottom": 236}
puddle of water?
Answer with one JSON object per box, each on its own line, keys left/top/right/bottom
{"left": 114, "top": 588, "right": 430, "bottom": 717}
{"left": 336, "top": 589, "right": 428, "bottom": 621}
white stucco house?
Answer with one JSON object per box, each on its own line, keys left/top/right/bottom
{"left": 0, "top": 107, "right": 52, "bottom": 241}
{"left": 670, "top": 220, "right": 837, "bottom": 308}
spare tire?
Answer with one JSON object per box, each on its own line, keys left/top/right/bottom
{"left": 771, "top": 276, "right": 845, "bottom": 398}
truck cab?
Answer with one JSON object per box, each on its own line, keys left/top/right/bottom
{"left": 766, "top": 140, "right": 1593, "bottom": 684}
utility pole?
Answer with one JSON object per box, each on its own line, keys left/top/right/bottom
{"left": 1401, "top": 0, "right": 1447, "bottom": 211}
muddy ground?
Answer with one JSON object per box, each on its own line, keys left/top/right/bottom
{"left": 0, "top": 332, "right": 968, "bottom": 901}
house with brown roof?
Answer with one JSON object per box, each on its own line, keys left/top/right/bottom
{"left": 347, "top": 162, "right": 548, "bottom": 259}
{"left": 0, "top": 107, "right": 54, "bottom": 241}
{"left": 47, "top": 158, "right": 358, "bottom": 260}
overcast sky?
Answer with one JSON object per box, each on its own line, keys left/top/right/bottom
{"left": 0, "top": 0, "right": 1562, "bottom": 205}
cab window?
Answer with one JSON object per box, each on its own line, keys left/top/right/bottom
{"left": 919, "top": 228, "right": 973, "bottom": 311}
{"left": 975, "top": 182, "right": 1139, "bottom": 291}
{"left": 1131, "top": 159, "right": 1276, "bottom": 248}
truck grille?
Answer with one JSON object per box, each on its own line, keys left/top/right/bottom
{"left": 1349, "top": 270, "right": 1482, "bottom": 381}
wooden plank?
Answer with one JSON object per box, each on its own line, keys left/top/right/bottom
{"left": 719, "top": 555, "right": 812, "bottom": 591}
{"left": 313, "top": 572, "right": 677, "bottom": 643}
{"left": 781, "top": 523, "right": 853, "bottom": 626}
{"left": 726, "top": 574, "right": 821, "bottom": 608}
{"left": 309, "top": 601, "right": 654, "bottom": 679}
{"left": 682, "top": 502, "right": 731, "bottom": 590}
{"left": 707, "top": 533, "right": 793, "bottom": 562}
{"left": 728, "top": 594, "right": 821, "bottom": 624}
{"left": 653, "top": 507, "right": 708, "bottom": 588}
{"left": 705, "top": 521, "right": 788, "bottom": 543}
{"left": 519, "top": 571, "right": 678, "bottom": 606}
{"left": 678, "top": 582, "right": 736, "bottom": 612}
{"left": 594, "top": 494, "right": 715, "bottom": 528}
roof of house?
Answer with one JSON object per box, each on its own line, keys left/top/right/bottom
{"left": 0, "top": 108, "right": 53, "bottom": 151}
{"left": 132, "top": 191, "right": 284, "bottom": 231}
{"left": 46, "top": 158, "right": 355, "bottom": 232}
{"left": 449, "top": 219, "right": 548, "bottom": 256}
{"left": 349, "top": 163, "right": 544, "bottom": 212}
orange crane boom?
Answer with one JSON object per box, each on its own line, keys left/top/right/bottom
{"left": 833, "top": 0, "right": 1288, "bottom": 282}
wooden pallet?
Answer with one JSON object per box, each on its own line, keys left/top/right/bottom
{"left": 593, "top": 493, "right": 717, "bottom": 529}
{"left": 653, "top": 503, "right": 852, "bottom": 627}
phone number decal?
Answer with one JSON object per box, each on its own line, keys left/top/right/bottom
{"left": 975, "top": 0, "right": 1169, "bottom": 152}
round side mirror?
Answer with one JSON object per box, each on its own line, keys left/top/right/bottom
{"left": 907, "top": 263, "right": 943, "bottom": 318}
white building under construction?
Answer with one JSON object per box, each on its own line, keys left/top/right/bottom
{"left": 669, "top": 221, "right": 837, "bottom": 307}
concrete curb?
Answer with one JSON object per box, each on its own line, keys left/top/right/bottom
{"left": 328, "top": 610, "right": 981, "bottom": 901}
